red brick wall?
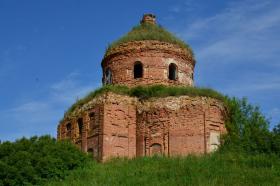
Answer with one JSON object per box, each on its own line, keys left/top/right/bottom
{"left": 136, "top": 96, "right": 226, "bottom": 156}
{"left": 102, "top": 41, "right": 195, "bottom": 87}
{"left": 58, "top": 93, "right": 226, "bottom": 161}
{"left": 102, "top": 95, "right": 137, "bottom": 161}
{"left": 57, "top": 104, "right": 104, "bottom": 161}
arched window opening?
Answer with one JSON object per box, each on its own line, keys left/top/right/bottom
{"left": 87, "top": 148, "right": 93, "bottom": 154}
{"left": 134, "top": 62, "right": 143, "bottom": 79}
{"left": 209, "top": 132, "right": 220, "bottom": 152}
{"left": 66, "top": 123, "right": 71, "bottom": 131}
{"left": 104, "top": 68, "right": 112, "bottom": 84}
{"left": 168, "top": 63, "right": 178, "bottom": 80}
{"left": 150, "top": 143, "right": 162, "bottom": 156}
{"left": 89, "top": 112, "right": 96, "bottom": 130}
{"left": 77, "top": 118, "right": 83, "bottom": 138}
{"left": 66, "top": 123, "right": 71, "bottom": 137}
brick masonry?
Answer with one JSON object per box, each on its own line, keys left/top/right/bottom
{"left": 58, "top": 92, "right": 226, "bottom": 161}
{"left": 57, "top": 14, "right": 226, "bottom": 161}
{"left": 102, "top": 40, "right": 195, "bottom": 87}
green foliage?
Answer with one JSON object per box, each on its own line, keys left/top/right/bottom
{"left": 221, "top": 97, "right": 272, "bottom": 154}
{"left": 271, "top": 123, "right": 280, "bottom": 155}
{"left": 105, "top": 23, "right": 193, "bottom": 57}
{"left": 46, "top": 153, "right": 280, "bottom": 186}
{"left": 64, "top": 85, "right": 225, "bottom": 117}
{"left": 1, "top": 92, "right": 280, "bottom": 185}
{"left": 0, "top": 136, "right": 90, "bottom": 186}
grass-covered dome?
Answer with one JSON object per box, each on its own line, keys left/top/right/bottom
{"left": 105, "top": 15, "right": 193, "bottom": 57}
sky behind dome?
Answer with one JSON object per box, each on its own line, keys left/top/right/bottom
{"left": 0, "top": 0, "right": 279, "bottom": 141}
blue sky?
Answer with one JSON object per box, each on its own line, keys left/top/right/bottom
{"left": 0, "top": 0, "right": 279, "bottom": 141}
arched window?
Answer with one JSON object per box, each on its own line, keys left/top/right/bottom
{"left": 134, "top": 61, "right": 143, "bottom": 79}
{"left": 168, "top": 63, "right": 178, "bottom": 80}
{"left": 66, "top": 123, "right": 71, "bottom": 131}
{"left": 87, "top": 148, "right": 93, "bottom": 154}
{"left": 150, "top": 143, "right": 162, "bottom": 156}
{"left": 89, "top": 112, "right": 94, "bottom": 129}
{"left": 66, "top": 123, "right": 71, "bottom": 138}
{"left": 77, "top": 118, "right": 83, "bottom": 138}
{"left": 104, "top": 68, "right": 112, "bottom": 84}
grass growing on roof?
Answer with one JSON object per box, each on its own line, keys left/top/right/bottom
{"left": 64, "top": 85, "right": 225, "bottom": 117}
{"left": 104, "top": 23, "right": 193, "bottom": 57}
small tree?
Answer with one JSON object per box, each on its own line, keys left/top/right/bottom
{"left": 221, "top": 97, "right": 272, "bottom": 154}
{"left": 271, "top": 123, "right": 280, "bottom": 155}
{"left": 0, "top": 135, "right": 90, "bottom": 186}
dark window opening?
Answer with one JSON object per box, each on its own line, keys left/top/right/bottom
{"left": 87, "top": 148, "right": 93, "bottom": 153}
{"left": 77, "top": 118, "right": 83, "bottom": 138}
{"left": 66, "top": 123, "right": 71, "bottom": 131}
{"left": 168, "top": 63, "right": 178, "bottom": 80}
{"left": 134, "top": 62, "right": 143, "bottom": 79}
{"left": 89, "top": 112, "right": 96, "bottom": 130}
{"left": 104, "top": 68, "right": 112, "bottom": 84}
{"left": 150, "top": 143, "right": 162, "bottom": 156}
{"left": 66, "top": 123, "right": 71, "bottom": 137}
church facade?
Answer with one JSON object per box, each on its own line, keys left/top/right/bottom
{"left": 57, "top": 14, "right": 226, "bottom": 161}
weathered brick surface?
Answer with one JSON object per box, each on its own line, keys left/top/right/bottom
{"left": 102, "top": 41, "right": 195, "bottom": 87}
{"left": 57, "top": 14, "right": 226, "bottom": 161}
{"left": 57, "top": 93, "right": 226, "bottom": 161}
{"left": 136, "top": 96, "right": 226, "bottom": 156}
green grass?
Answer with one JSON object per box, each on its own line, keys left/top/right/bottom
{"left": 46, "top": 153, "right": 280, "bottom": 186}
{"left": 104, "top": 23, "right": 193, "bottom": 57}
{"left": 64, "top": 85, "right": 226, "bottom": 117}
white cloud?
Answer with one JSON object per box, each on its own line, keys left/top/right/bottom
{"left": 175, "top": 0, "right": 280, "bottom": 127}
{"left": 0, "top": 72, "right": 99, "bottom": 141}
{"left": 50, "top": 72, "right": 96, "bottom": 104}
{"left": 221, "top": 73, "right": 280, "bottom": 95}
{"left": 180, "top": 0, "right": 280, "bottom": 65}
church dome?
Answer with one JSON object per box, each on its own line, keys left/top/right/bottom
{"left": 104, "top": 14, "right": 193, "bottom": 58}
{"left": 101, "top": 14, "right": 195, "bottom": 87}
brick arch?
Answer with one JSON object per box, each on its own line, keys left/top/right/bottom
{"left": 104, "top": 67, "right": 112, "bottom": 85}
{"left": 150, "top": 143, "right": 162, "bottom": 155}
{"left": 134, "top": 61, "right": 143, "bottom": 79}
{"left": 168, "top": 63, "right": 178, "bottom": 80}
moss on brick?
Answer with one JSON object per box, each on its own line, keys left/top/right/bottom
{"left": 104, "top": 23, "right": 193, "bottom": 57}
{"left": 64, "top": 85, "right": 226, "bottom": 117}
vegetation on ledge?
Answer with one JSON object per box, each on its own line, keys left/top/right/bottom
{"left": 104, "top": 23, "right": 193, "bottom": 57}
{"left": 64, "top": 85, "right": 226, "bottom": 117}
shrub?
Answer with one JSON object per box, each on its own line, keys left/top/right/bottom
{"left": 0, "top": 136, "right": 90, "bottom": 186}
{"left": 271, "top": 123, "right": 280, "bottom": 155}
{"left": 221, "top": 97, "right": 272, "bottom": 154}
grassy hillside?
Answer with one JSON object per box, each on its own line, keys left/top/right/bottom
{"left": 46, "top": 153, "right": 280, "bottom": 186}
{"left": 1, "top": 97, "right": 280, "bottom": 185}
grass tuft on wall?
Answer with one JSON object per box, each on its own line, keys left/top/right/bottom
{"left": 64, "top": 85, "right": 225, "bottom": 117}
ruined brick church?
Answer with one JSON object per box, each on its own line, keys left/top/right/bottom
{"left": 57, "top": 14, "right": 226, "bottom": 161}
